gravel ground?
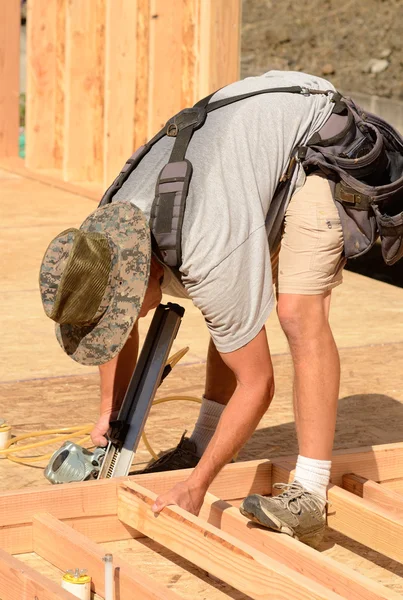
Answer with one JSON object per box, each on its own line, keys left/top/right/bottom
{"left": 242, "top": 0, "right": 403, "bottom": 99}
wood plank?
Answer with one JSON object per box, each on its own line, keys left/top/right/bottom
{"left": 1, "top": 514, "right": 140, "bottom": 556}
{"left": 327, "top": 484, "right": 403, "bottom": 563}
{"left": 199, "top": 493, "right": 401, "bottom": 600}
{"left": 0, "top": 547, "right": 76, "bottom": 600}
{"left": 63, "top": 0, "right": 105, "bottom": 182}
{"left": 0, "top": 459, "right": 270, "bottom": 528}
{"left": 342, "top": 474, "right": 403, "bottom": 517}
{"left": 148, "top": 0, "right": 184, "bottom": 136}
{"left": 0, "top": 459, "right": 271, "bottom": 553}
{"left": 0, "top": 0, "right": 20, "bottom": 158}
{"left": 118, "top": 481, "right": 346, "bottom": 600}
{"left": 132, "top": 457, "right": 272, "bottom": 499}
{"left": 25, "top": 0, "right": 58, "bottom": 169}
{"left": 33, "top": 513, "right": 181, "bottom": 600}
{"left": 275, "top": 442, "right": 403, "bottom": 486}
{"left": 103, "top": 0, "right": 138, "bottom": 187}
{"left": 133, "top": 0, "right": 150, "bottom": 148}
{"left": 379, "top": 478, "right": 403, "bottom": 494}
{"left": 198, "top": 0, "right": 241, "bottom": 97}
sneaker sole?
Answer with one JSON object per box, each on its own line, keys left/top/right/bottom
{"left": 239, "top": 506, "right": 325, "bottom": 549}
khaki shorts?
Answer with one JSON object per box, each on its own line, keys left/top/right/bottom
{"left": 272, "top": 173, "right": 346, "bottom": 295}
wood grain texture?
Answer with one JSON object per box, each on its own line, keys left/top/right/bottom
{"left": 200, "top": 493, "right": 401, "bottom": 600}
{"left": 118, "top": 482, "right": 345, "bottom": 600}
{"left": 327, "top": 484, "right": 403, "bottom": 564}
{"left": 33, "top": 513, "right": 181, "bottom": 600}
{"left": 0, "top": 0, "right": 20, "bottom": 158}
{"left": 63, "top": 0, "right": 105, "bottom": 182}
{"left": 133, "top": 0, "right": 150, "bottom": 148}
{"left": 342, "top": 474, "right": 403, "bottom": 518}
{"left": 198, "top": 0, "right": 241, "bottom": 97}
{"left": 0, "top": 547, "right": 76, "bottom": 600}
{"left": 26, "top": 0, "right": 58, "bottom": 169}
{"left": 380, "top": 478, "right": 403, "bottom": 494}
{"left": 274, "top": 443, "right": 403, "bottom": 487}
{"left": 148, "top": 0, "right": 184, "bottom": 136}
{"left": 103, "top": 0, "right": 138, "bottom": 187}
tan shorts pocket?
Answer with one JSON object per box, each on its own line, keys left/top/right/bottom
{"left": 310, "top": 211, "right": 345, "bottom": 274}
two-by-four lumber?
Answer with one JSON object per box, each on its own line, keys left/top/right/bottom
{"left": 0, "top": 547, "right": 76, "bottom": 600}
{"left": 273, "top": 462, "right": 403, "bottom": 564}
{"left": 275, "top": 442, "right": 403, "bottom": 486}
{"left": 0, "top": 458, "right": 271, "bottom": 554}
{"left": 0, "top": 0, "right": 20, "bottom": 158}
{"left": 199, "top": 492, "right": 401, "bottom": 600}
{"left": 117, "top": 481, "right": 346, "bottom": 600}
{"left": 33, "top": 513, "right": 181, "bottom": 600}
{"left": 343, "top": 474, "right": 403, "bottom": 516}
{"left": 379, "top": 478, "right": 403, "bottom": 495}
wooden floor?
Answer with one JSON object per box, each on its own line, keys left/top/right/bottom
{"left": 1, "top": 167, "right": 403, "bottom": 597}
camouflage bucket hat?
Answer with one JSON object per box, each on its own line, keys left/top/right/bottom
{"left": 39, "top": 202, "right": 151, "bottom": 366}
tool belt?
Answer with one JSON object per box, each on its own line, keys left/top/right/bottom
{"left": 100, "top": 87, "right": 403, "bottom": 267}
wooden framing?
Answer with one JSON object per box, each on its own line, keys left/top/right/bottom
{"left": 0, "top": 0, "right": 20, "bottom": 158}
{"left": 18, "top": 0, "right": 242, "bottom": 186}
{"left": 0, "top": 444, "right": 402, "bottom": 599}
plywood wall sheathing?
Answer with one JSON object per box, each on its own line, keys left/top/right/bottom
{"left": 0, "top": 0, "right": 20, "bottom": 158}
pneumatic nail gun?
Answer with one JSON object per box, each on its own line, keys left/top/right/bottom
{"left": 45, "top": 302, "right": 185, "bottom": 484}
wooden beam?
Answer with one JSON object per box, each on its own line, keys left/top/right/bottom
{"left": 63, "top": 0, "right": 105, "bottom": 182}
{"left": 342, "top": 474, "right": 403, "bottom": 517}
{"left": 275, "top": 442, "right": 403, "bottom": 486}
{"left": 199, "top": 493, "right": 400, "bottom": 600}
{"left": 198, "top": 0, "right": 241, "bottom": 97}
{"left": 327, "top": 484, "right": 403, "bottom": 563}
{"left": 33, "top": 513, "right": 181, "bottom": 600}
{"left": 0, "top": 0, "right": 20, "bottom": 158}
{"left": 148, "top": 0, "right": 184, "bottom": 136}
{"left": 0, "top": 459, "right": 271, "bottom": 553}
{"left": 103, "top": 0, "right": 138, "bottom": 187}
{"left": 132, "top": 457, "right": 272, "bottom": 499}
{"left": 133, "top": 0, "right": 150, "bottom": 148}
{"left": 274, "top": 459, "right": 403, "bottom": 563}
{"left": 117, "top": 482, "right": 345, "bottom": 600}
{"left": 379, "top": 478, "right": 403, "bottom": 495}
{"left": 0, "top": 547, "right": 76, "bottom": 600}
{"left": 26, "top": 0, "right": 58, "bottom": 169}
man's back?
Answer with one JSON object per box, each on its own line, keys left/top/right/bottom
{"left": 114, "top": 70, "right": 336, "bottom": 352}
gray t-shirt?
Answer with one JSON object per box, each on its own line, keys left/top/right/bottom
{"left": 114, "top": 71, "right": 336, "bottom": 353}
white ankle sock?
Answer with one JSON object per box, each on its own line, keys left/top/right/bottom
{"left": 188, "top": 396, "right": 225, "bottom": 457}
{"left": 293, "top": 455, "right": 331, "bottom": 500}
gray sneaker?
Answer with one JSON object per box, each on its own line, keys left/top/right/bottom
{"left": 239, "top": 482, "right": 327, "bottom": 548}
{"left": 131, "top": 433, "right": 200, "bottom": 475}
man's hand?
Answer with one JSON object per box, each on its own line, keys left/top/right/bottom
{"left": 90, "top": 412, "right": 114, "bottom": 447}
{"left": 151, "top": 480, "right": 207, "bottom": 516}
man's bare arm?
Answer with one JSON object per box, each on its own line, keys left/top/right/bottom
{"left": 91, "top": 321, "right": 139, "bottom": 446}
{"left": 152, "top": 326, "right": 275, "bottom": 514}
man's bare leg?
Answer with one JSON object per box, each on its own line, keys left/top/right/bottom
{"left": 278, "top": 291, "right": 339, "bottom": 460}
{"left": 187, "top": 338, "right": 237, "bottom": 456}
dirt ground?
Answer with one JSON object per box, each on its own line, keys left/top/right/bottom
{"left": 242, "top": 0, "right": 403, "bottom": 99}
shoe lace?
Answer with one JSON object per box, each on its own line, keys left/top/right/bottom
{"left": 272, "top": 482, "right": 329, "bottom": 515}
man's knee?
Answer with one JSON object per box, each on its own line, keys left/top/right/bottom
{"left": 277, "top": 294, "right": 328, "bottom": 341}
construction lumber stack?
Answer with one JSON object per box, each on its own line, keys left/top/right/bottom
{"left": 1, "top": 444, "right": 403, "bottom": 599}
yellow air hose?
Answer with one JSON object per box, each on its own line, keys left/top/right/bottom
{"left": 0, "top": 347, "right": 202, "bottom": 465}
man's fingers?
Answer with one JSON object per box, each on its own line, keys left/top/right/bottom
{"left": 152, "top": 494, "right": 174, "bottom": 514}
